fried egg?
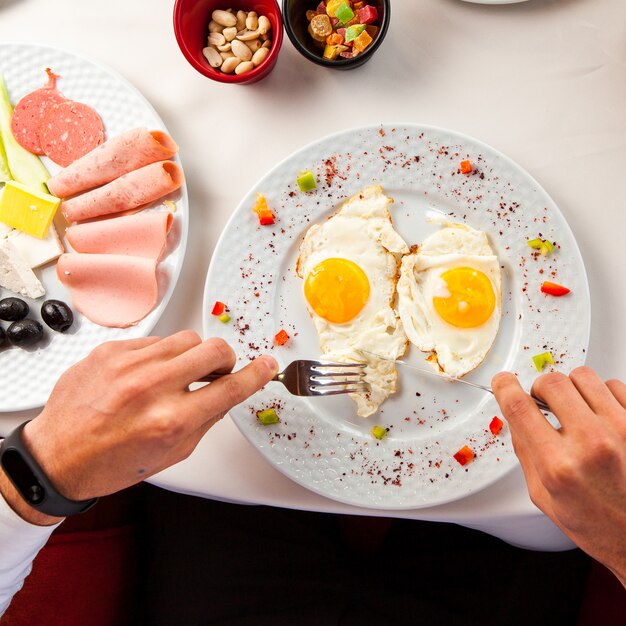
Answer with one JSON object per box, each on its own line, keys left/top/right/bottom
{"left": 397, "top": 221, "right": 501, "bottom": 378}
{"left": 296, "top": 185, "right": 409, "bottom": 417}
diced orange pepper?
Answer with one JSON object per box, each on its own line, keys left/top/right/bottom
{"left": 252, "top": 193, "right": 275, "bottom": 225}
{"left": 540, "top": 281, "right": 570, "bottom": 296}
{"left": 353, "top": 1, "right": 365, "bottom": 9}
{"left": 274, "top": 329, "right": 289, "bottom": 346}
{"left": 460, "top": 160, "right": 472, "bottom": 174}
{"left": 453, "top": 445, "right": 475, "bottom": 466}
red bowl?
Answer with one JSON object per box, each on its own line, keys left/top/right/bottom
{"left": 173, "top": 0, "right": 284, "bottom": 84}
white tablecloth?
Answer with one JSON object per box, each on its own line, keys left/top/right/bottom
{"left": 0, "top": 0, "right": 624, "bottom": 551}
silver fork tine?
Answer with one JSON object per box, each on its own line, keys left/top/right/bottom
{"left": 309, "top": 373, "right": 364, "bottom": 384}
{"left": 308, "top": 383, "right": 370, "bottom": 396}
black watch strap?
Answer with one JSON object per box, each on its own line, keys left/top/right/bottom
{"left": 0, "top": 422, "right": 98, "bottom": 517}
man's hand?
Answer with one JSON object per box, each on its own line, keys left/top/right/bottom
{"left": 492, "top": 367, "right": 626, "bottom": 587}
{"left": 1, "top": 331, "right": 277, "bottom": 525}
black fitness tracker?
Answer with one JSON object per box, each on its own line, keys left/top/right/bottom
{"left": 0, "top": 421, "right": 98, "bottom": 517}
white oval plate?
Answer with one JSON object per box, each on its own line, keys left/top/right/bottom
{"left": 0, "top": 43, "right": 188, "bottom": 412}
{"left": 203, "top": 123, "right": 589, "bottom": 510}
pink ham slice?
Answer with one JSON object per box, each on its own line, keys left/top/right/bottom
{"left": 10, "top": 68, "right": 67, "bottom": 155}
{"left": 66, "top": 211, "right": 173, "bottom": 259}
{"left": 47, "top": 128, "right": 179, "bottom": 198}
{"left": 57, "top": 253, "right": 158, "bottom": 328}
{"left": 62, "top": 160, "right": 184, "bottom": 223}
{"left": 40, "top": 100, "right": 105, "bottom": 167}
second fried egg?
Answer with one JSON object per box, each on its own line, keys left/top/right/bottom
{"left": 397, "top": 221, "right": 502, "bottom": 378}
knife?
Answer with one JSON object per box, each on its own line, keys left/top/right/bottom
{"left": 359, "top": 350, "right": 552, "bottom": 414}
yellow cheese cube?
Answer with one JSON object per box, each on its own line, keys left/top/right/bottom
{"left": 0, "top": 180, "right": 60, "bottom": 239}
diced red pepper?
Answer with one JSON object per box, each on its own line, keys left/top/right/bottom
{"left": 460, "top": 159, "right": 472, "bottom": 174}
{"left": 453, "top": 445, "right": 475, "bottom": 466}
{"left": 274, "top": 329, "right": 289, "bottom": 346}
{"left": 258, "top": 211, "right": 275, "bottom": 225}
{"left": 357, "top": 5, "right": 378, "bottom": 24}
{"left": 252, "top": 193, "right": 275, "bottom": 226}
{"left": 316, "top": 2, "right": 327, "bottom": 14}
{"left": 211, "top": 301, "right": 226, "bottom": 316}
{"left": 489, "top": 416, "right": 504, "bottom": 435}
{"left": 540, "top": 281, "right": 570, "bottom": 296}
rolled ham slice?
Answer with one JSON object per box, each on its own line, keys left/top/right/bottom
{"left": 61, "top": 160, "right": 184, "bottom": 223}
{"left": 57, "top": 253, "right": 158, "bottom": 328}
{"left": 47, "top": 128, "right": 179, "bottom": 198}
{"left": 66, "top": 211, "right": 173, "bottom": 259}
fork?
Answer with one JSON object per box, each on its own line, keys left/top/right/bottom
{"left": 198, "top": 360, "right": 369, "bottom": 397}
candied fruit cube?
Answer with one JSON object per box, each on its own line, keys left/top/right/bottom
{"left": 357, "top": 5, "right": 378, "bottom": 24}
{"left": 325, "top": 0, "right": 345, "bottom": 17}
{"left": 352, "top": 29, "right": 373, "bottom": 52}
{"left": 335, "top": 2, "right": 355, "bottom": 23}
{"left": 345, "top": 24, "right": 366, "bottom": 42}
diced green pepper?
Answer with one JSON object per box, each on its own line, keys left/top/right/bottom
{"left": 532, "top": 351, "right": 554, "bottom": 371}
{"left": 257, "top": 408, "right": 279, "bottom": 425}
{"left": 335, "top": 2, "right": 355, "bottom": 24}
{"left": 345, "top": 24, "right": 366, "bottom": 42}
{"left": 297, "top": 170, "right": 317, "bottom": 192}
{"left": 540, "top": 240, "right": 554, "bottom": 256}
{"left": 371, "top": 425, "right": 388, "bottom": 440}
{"left": 218, "top": 313, "right": 231, "bottom": 324}
{"left": 527, "top": 238, "right": 555, "bottom": 256}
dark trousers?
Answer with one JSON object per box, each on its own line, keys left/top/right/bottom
{"left": 138, "top": 485, "right": 590, "bottom": 626}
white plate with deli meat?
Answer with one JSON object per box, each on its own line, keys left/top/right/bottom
{"left": 0, "top": 43, "right": 188, "bottom": 412}
{"left": 202, "top": 123, "right": 590, "bottom": 509}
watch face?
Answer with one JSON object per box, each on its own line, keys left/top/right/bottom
{"left": 1, "top": 449, "right": 45, "bottom": 504}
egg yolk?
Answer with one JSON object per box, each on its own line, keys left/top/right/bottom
{"left": 304, "top": 258, "right": 370, "bottom": 324}
{"left": 433, "top": 267, "right": 495, "bottom": 328}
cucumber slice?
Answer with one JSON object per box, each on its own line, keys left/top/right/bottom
{"left": 0, "top": 74, "right": 49, "bottom": 193}
{"left": 0, "top": 129, "right": 10, "bottom": 183}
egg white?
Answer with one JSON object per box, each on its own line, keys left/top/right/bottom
{"left": 296, "top": 185, "right": 409, "bottom": 417}
{"left": 397, "top": 222, "right": 502, "bottom": 378}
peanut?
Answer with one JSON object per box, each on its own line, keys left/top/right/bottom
{"left": 204, "top": 8, "right": 273, "bottom": 76}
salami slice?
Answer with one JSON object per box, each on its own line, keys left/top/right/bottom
{"left": 40, "top": 100, "right": 105, "bottom": 167}
{"left": 10, "top": 68, "right": 67, "bottom": 155}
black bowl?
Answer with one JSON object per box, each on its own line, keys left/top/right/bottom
{"left": 282, "top": 0, "right": 390, "bottom": 70}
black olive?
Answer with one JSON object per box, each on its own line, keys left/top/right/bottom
{"left": 0, "top": 297, "right": 29, "bottom": 321}
{"left": 41, "top": 300, "right": 74, "bottom": 332}
{"left": 0, "top": 325, "right": 5, "bottom": 347}
{"left": 6, "top": 319, "right": 44, "bottom": 347}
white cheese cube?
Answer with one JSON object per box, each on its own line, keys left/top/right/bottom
{"left": 7, "top": 223, "right": 64, "bottom": 269}
{"left": 0, "top": 239, "right": 45, "bottom": 299}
